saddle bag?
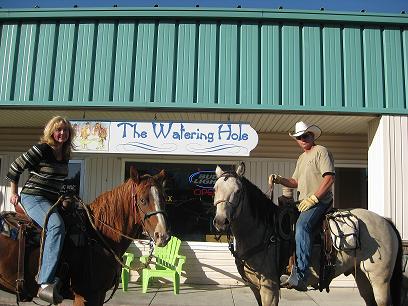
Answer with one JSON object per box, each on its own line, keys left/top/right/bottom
{"left": 327, "top": 211, "right": 360, "bottom": 251}
{"left": 0, "top": 211, "right": 39, "bottom": 239}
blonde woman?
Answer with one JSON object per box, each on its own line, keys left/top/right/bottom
{"left": 6, "top": 116, "right": 75, "bottom": 303}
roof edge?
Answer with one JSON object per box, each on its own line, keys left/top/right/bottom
{"left": 1, "top": 7, "right": 408, "bottom": 25}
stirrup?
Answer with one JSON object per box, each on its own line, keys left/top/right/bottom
{"left": 280, "top": 265, "right": 297, "bottom": 286}
{"left": 37, "top": 280, "right": 63, "bottom": 305}
{"left": 279, "top": 274, "right": 290, "bottom": 286}
{"left": 281, "top": 268, "right": 308, "bottom": 291}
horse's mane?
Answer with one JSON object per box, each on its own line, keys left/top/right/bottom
{"left": 89, "top": 178, "right": 136, "bottom": 242}
{"left": 241, "top": 176, "right": 277, "bottom": 224}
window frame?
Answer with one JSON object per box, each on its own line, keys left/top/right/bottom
{"left": 121, "top": 158, "right": 234, "bottom": 242}
{"left": 333, "top": 163, "right": 368, "bottom": 209}
{"left": 68, "top": 159, "right": 85, "bottom": 198}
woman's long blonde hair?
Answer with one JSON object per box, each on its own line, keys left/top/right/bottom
{"left": 40, "top": 116, "right": 75, "bottom": 160}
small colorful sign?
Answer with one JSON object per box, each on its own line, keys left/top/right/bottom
{"left": 189, "top": 171, "right": 218, "bottom": 188}
{"left": 72, "top": 120, "right": 258, "bottom": 156}
{"left": 72, "top": 121, "right": 109, "bottom": 152}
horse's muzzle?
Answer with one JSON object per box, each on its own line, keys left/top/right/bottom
{"left": 213, "top": 216, "right": 229, "bottom": 232}
{"left": 154, "top": 231, "right": 171, "bottom": 247}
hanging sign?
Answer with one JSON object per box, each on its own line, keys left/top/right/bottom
{"left": 72, "top": 120, "right": 258, "bottom": 156}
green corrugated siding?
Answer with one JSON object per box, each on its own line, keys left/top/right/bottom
{"left": 343, "top": 27, "right": 363, "bottom": 108}
{"left": 363, "top": 28, "right": 384, "bottom": 109}
{"left": 54, "top": 22, "right": 75, "bottom": 101}
{"left": 134, "top": 21, "right": 155, "bottom": 104}
{"left": 197, "top": 22, "right": 217, "bottom": 104}
{"left": 114, "top": 22, "right": 135, "bottom": 102}
{"left": 175, "top": 22, "right": 196, "bottom": 104}
{"left": 261, "top": 24, "right": 280, "bottom": 106}
{"left": 0, "top": 8, "right": 407, "bottom": 114}
{"left": 302, "top": 24, "right": 322, "bottom": 106}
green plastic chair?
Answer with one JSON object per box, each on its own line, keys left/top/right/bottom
{"left": 121, "top": 252, "right": 135, "bottom": 291}
{"left": 121, "top": 236, "right": 186, "bottom": 294}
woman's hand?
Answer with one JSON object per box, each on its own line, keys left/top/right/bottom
{"left": 10, "top": 193, "right": 19, "bottom": 206}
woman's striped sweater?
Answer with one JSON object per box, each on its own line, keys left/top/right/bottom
{"left": 6, "top": 143, "right": 69, "bottom": 202}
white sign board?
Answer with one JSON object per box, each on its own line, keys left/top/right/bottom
{"left": 72, "top": 121, "right": 258, "bottom": 156}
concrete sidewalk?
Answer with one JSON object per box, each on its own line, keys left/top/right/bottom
{"left": 0, "top": 283, "right": 366, "bottom": 306}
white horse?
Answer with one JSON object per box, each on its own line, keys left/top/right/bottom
{"left": 213, "top": 163, "right": 402, "bottom": 306}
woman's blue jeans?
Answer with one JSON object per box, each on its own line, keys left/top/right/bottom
{"left": 20, "top": 194, "right": 65, "bottom": 285}
{"left": 295, "top": 201, "right": 331, "bottom": 281}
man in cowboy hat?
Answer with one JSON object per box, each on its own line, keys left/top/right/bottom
{"left": 269, "top": 121, "right": 335, "bottom": 291}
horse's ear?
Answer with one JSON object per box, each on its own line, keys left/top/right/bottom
{"left": 236, "top": 162, "right": 245, "bottom": 177}
{"left": 156, "top": 169, "right": 166, "bottom": 185}
{"left": 129, "top": 166, "right": 140, "bottom": 183}
{"left": 215, "top": 165, "right": 223, "bottom": 178}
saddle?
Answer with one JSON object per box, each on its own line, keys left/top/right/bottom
{"left": 0, "top": 198, "right": 90, "bottom": 303}
{"left": 275, "top": 199, "right": 341, "bottom": 292}
{"left": 0, "top": 204, "right": 41, "bottom": 302}
{"left": 0, "top": 207, "right": 40, "bottom": 240}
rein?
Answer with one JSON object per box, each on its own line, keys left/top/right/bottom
{"left": 73, "top": 181, "right": 166, "bottom": 269}
{"left": 73, "top": 193, "right": 152, "bottom": 304}
{"left": 215, "top": 171, "right": 279, "bottom": 266}
{"left": 71, "top": 181, "right": 166, "bottom": 303}
{"left": 227, "top": 225, "right": 278, "bottom": 263}
{"left": 36, "top": 195, "right": 125, "bottom": 305}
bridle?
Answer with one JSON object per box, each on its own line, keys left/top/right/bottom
{"left": 213, "top": 170, "right": 280, "bottom": 280}
{"left": 73, "top": 178, "right": 168, "bottom": 262}
{"left": 213, "top": 171, "right": 245, "bottom": 220}
{"left": 130, "top": 181, "right": 167, "bottom": 240}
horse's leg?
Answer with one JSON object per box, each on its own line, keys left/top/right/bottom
{"left": 95, "top": 292, "right": 106, "bottom": 306}
{"left": 356, "top": 252, "right": 394, "bottom": 306}
{"left": 248, "top": 285, "right": 262, "bottom": 306}
{"left": 259, "top": 277, "right": 279, "bottom": 306}
{"left": 79, "top": 292, "right": 106, "bottom": 306}
{"left": 353, "top": 268, "right": 376, "bottom": 306}
{"left": 371, "top": 282, "right": 392, "bottom": 306}
{"left": 73, "top": 293, "right": 86, "bottom": 306}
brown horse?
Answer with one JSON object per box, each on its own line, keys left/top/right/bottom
{"left": 0, "top": 166, "right": 170, "bottom": 305}
{"left": 213, "top": 163, "right": 402, "bottom": 306}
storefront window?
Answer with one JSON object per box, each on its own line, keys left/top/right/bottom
{"left": 62, "top": 160, "right": 84, "bottom": 197}
{"left": 334, "top": 167, "right": 367, "bottom": 209}
{"left": 124, "top": 162, "right": 230, "bottom": 242}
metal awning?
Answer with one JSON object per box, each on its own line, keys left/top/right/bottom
{"left": 0, "top": 109, "right": 376, "bottom": 134}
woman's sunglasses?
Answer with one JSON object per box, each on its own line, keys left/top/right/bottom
{"left": 295, "top": 133, "right": 313, "bottom": 140}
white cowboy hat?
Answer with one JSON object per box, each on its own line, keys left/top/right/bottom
{"left": 289, "top": 121, "right": 322, "bottom": 140}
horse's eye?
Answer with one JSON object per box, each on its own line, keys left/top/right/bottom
{"left": 140, "top": 198, "right": 146, "bottom": 205}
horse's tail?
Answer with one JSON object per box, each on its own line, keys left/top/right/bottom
{"left": 387, "top": 219, "right": 402, "bottom": 306}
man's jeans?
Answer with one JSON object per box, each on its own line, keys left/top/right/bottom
{"left": 21, "top": 194, "right": 65, "bottom": 284}
{"left": 295, "top": 201, "right": 331, "bottom": 281}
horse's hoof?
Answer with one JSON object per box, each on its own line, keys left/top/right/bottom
{"left": 285, "top": 279, "right": 308, "bottom": 292}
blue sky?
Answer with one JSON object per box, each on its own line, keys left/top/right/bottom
{"left": 0, "top": 0, "right": 407, "bottom": 14}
